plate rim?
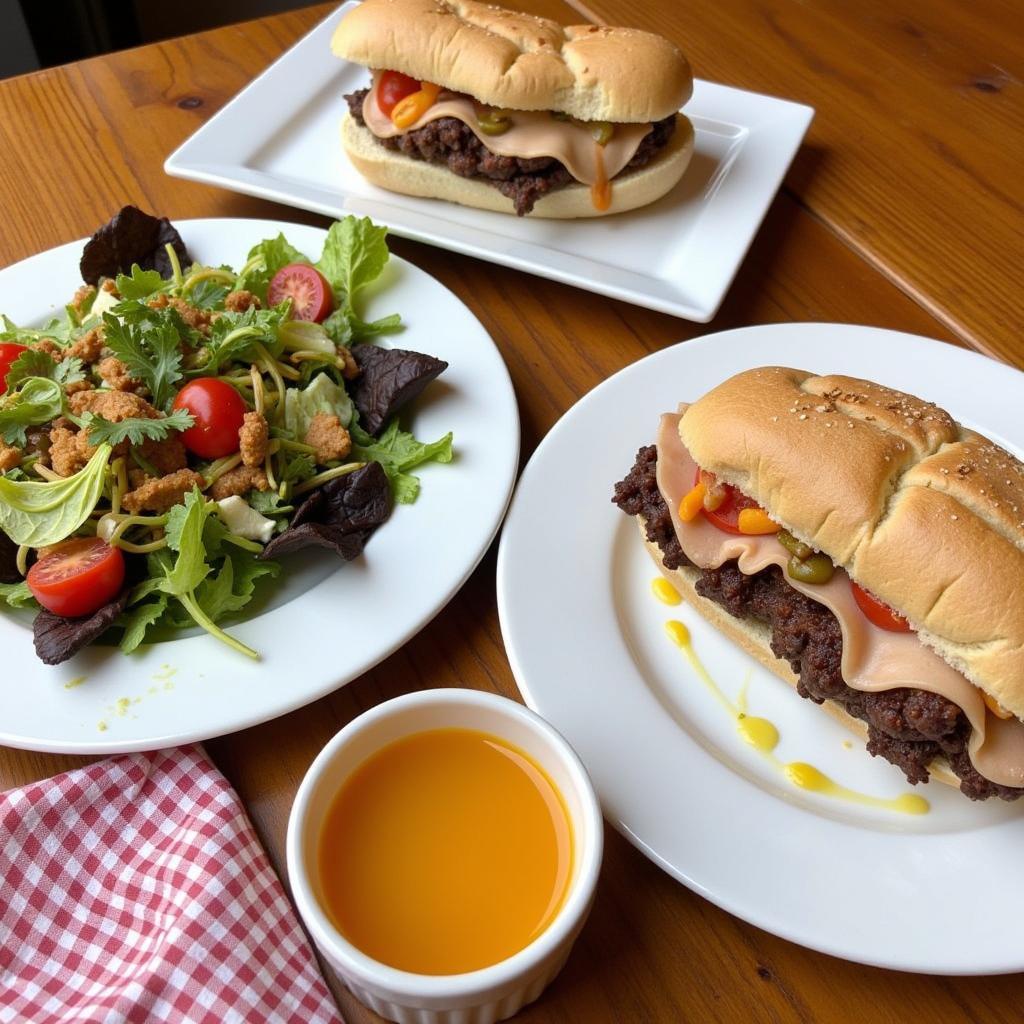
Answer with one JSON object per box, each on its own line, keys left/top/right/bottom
{"left": 0, "top": 215, "right": 520, "bottom": 755}
{"left": 496, "top": 322, "right": 1024, "bottom": 975}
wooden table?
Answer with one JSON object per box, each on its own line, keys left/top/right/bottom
{"left": 1, "top": 1, "right": 1022, "bottom": 1021}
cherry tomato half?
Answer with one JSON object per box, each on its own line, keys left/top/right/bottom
{"left": 172, "top": 378, "right": 247, "bottom": 459}
{"left": 850, "top": 581, "right": 913, "bottom": 633}
{"left": 0, "top": 342, "right": 28, "bottom": 395}
{"left": 27, "top": 538, "right": 125, "bottom": 618}
{"left": 267, "top": 263, "right": 333, "bottom": 323}
{"left": 377, "top": 70, "right": 420, "bottom": 116}
{"left": 693, "top": 467, "right": 761, "bottom": 534}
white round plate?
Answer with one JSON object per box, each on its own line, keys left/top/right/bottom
{"left": 1, "top": 218, "right": 519, "bottom": 754}
{"left": 497, "top": 323, "right": 1024, "bottom": 974}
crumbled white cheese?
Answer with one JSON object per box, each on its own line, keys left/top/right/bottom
{"left": 217, "top": 495, "right": 276, "bottom": 544}
{"left": 88, "top": 287, "right": 121, "bottom": 319}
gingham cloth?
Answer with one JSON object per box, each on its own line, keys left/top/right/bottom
{"left": 0, "top": 745, "right": 342, "bottom": 1024}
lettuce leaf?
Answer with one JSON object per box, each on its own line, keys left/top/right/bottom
{"left": 0, "top": 443, "right": 111, "bottom": 546}
{"left": 283, "top": 372, "right": 353, "bottom": 437}
{"left": 236, "top": 234, "right": 308, "bottom": 304}
{"left": 351, "top": 419, "right": 453, "bottom": 504}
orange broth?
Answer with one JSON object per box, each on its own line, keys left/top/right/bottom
{"left": 316, "top": 728, "right": 573, "bottom": 975}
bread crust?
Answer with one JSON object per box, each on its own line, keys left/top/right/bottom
{"left": 678, "top": 367, "right": 1024, "bottom": 721}
{"left": 331, "top": 0, "right": 693, "bottom": 122}
{"left": 340, "top": 113, "right": 694, "bottom": 218}
{"left": 640, "top": 526, "right": 961, "bottom": 790}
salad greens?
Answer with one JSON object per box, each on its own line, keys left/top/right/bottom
{"left": 0, "top": 212, "right": 453, "bottom": 664}
{"left": 0, "top": 444, "right": 112, "bottom": 546}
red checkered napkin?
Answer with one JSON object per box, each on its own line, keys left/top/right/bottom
{"left": 0, "top": 745, "right": 342, "bottom": 1024}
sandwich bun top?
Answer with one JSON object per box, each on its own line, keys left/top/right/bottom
{"left": 331, "top": 0, "right": 693, "bottom": 123}
{"left": 679, "top": 366, "right": 1024, "bottom": 719}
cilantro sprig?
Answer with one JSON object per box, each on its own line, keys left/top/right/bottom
{"left": 102, "top": 312, "right": 183, "bottom": 411}
{"left": 83, "top": 408, "right": 194, "bottom": 447}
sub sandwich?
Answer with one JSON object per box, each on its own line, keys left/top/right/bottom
{"left": 613, "top": 367, "right": 1024, "bottom": 801}
{"left": 331, "top": 0, "right": 694, "bottom": 217}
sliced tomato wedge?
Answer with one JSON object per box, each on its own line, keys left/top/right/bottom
{"left": 27, "top": 538, "right": 125, "bottom": 618}
{"left": 850, "top": 581, "right": 912, "bottom": 633}
{"left": 377, "top": 70, "right": 420, "bottom": 116}
{"left": 267, "top": 263, "right": 333, "bottom": 323}
{"left": 0, "top": 342, "right": 28, "bottom": 394}
{"left": 693, "top": 467, "right": 761, "bottom": 534}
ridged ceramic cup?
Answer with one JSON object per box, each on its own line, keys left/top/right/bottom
{"left": 286, "top": 688, "right": 604, "bottom": 1024}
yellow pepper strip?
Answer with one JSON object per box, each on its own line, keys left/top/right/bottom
{"left": 391, "top": 82, "right": 441, "bottom": 130}
{"left": 982, "top": 692, "right": 1014, "bottom": 720}
{"left": 737, "top": 508, "right": 779, "bottom": 535}
{"left": 679, "top": 482, "right": 706, "bottom": 522}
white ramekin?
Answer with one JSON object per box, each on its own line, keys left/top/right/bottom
{"left": 286, "top": 687, "right": 603, "bottom": 1024}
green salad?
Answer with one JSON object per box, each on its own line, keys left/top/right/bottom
{"left": 0, "top": 208, "right": 452, "bottom": 664}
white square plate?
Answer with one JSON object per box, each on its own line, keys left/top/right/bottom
{"left": 165, "top": 2, "right": 813, "bottom": 321}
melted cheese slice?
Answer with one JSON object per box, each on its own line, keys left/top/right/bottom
{"left": 361, "top": 74, "right": 652, "bottom": 187}
{"left": 656, "top": 409, "right": 1024, "bottom": 789}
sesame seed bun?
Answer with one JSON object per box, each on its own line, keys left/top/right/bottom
{"left": 331, "top": 0, "right": 693, "bottom": 123}
{"left": 678, "top": 367, "right": 1024, "bottom": 721}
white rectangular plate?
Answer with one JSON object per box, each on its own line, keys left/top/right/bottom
{"left": 165, "top": 2, "right": 813, "bottom": 321}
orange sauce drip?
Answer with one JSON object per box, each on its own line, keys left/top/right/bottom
{"left": 317, "top": 728, "right": 573, "bottom": 975}
{"left": 591, "top": 142, "right": 612, "bottom": 211}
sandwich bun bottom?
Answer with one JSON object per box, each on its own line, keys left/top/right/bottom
{"left": 340, "top": 113, "right": 694, "bottom": 219}
{"left": 639, "top": 527, "right": 960, "bottom": 790}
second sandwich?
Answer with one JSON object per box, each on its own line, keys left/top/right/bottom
{"left": 331, "top": 0, "right": 694, "bottom": 217}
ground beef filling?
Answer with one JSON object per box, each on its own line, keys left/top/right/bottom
{"left": 613, "top": 445, "right": 1024, "bottom": 802}
{"left": 345, "top": 88, "right": 676, "bottom": 216}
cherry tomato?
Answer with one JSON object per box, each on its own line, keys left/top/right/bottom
{"left": 172, "top": 378, "right": 247, "bottom": 459}
{"left": 377, "top": 70, "right": 420, "bottom": 116}
{"left": 0, "top": 342, "right": 28, "bottom": 394}
{"left": 694, "top": 467, "right": 761, "bottom": 534}
{"left": 27, "top": 538, "right": 125, "bottom": 618}
{"left": 267, "top": 264, "right": 333, "bottom": 323}
{"left": 851, "top": 581, "right": 913, "bottom": 633}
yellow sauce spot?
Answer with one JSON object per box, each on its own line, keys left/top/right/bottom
{"left": 651, "top": 578, "right": 682, "bottom": 606}
{"left": 785, "top": 762, "right": 929, "bottom": 815}
{"left": 737, "top": 716, "right": 779, "bottom": 753}
{"left": 97, "top": 721, "right": 108, "bottom": 732}
{"left": 665, "top": 619, "right": 691, "bottom": 647}
{"left": 842, "top": 740, "right": 853, "bottom": 750}
{"left": 152, "top": 664, "right": 178, "bottom": 683}
{"left": 114, "top": 698, "right": 131, "bottom": 717}
{"left": 660, "top": 607, "right": 929, "bottom": 816}
{"left": 64, "top": 676, "right": 87, "bottom": 690}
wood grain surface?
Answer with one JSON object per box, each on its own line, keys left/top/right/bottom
{"left": 1, "top": 2, "right": 1022, "bottom": 1023}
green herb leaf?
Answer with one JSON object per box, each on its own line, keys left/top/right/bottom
{"left": 193, "top": 548, "right": 280, "bottom": 623}
{"left": 197, "top": 306, "right": 283, "bottom": 373}
{"left": 4, "top": 350, "right": 84, "bottom": 391}
{"left": 0, "top": 580, "right": 38, "bottom": 609}
{"left": 0, "top": 443, "right": 112, "bottom": 545}
{"left": 117, "top": 594, "right": 168, "bottom": 653}
{"left": 0, "top": 377, "right": 65, "bottom": 446}
{"left": 115, "top": 264, "right": 165, "bottom": 301}
{"left": 188, "top": 278, "right": 230, "bottom": 310}
{"left": 351, "top": 419, "right": 453, "bottom": 504}
{"left": 84, "top": 408, "right": 194, "bottom": 447}
{"left": 161, "top": 488, "right": 213, "bottom": 595}
{"left": 236, "top": 234, "right": 308, "bottom": 304}
{"left": 102, "top": 312, "right": 183, "bottom": 411}
{"left": 280, "top": 451, "right": 316, "bottom": 484}
{"left": 247, "top": 489, "right": 289, "bottom": 514}
{"left": 317, "top": 217, "right": 389, "bottom": 305}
